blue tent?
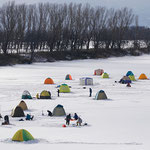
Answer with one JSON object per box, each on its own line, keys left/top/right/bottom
{"left": 126, "top": 71, "right": 134, "bottom": 76}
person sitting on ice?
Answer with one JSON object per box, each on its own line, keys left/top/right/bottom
{"left": 2, "top": 115, "right": 9, "bottom": 125}
{"left": 47, "top": 110, "right": 52, "bottom": 116}
{"left": 73, "top": 113, "right": 78, "bottom": 120}
{"left": 126, "top": 83, "right": 131, "bottom": 87}
{"left": 76, "top": 117, "right": 82, "bottom": 126}
{"left": 26, "top": 114, "right": 34, "bottom": 120}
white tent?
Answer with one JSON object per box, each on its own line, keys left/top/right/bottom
{"left": 80, "top": 77, "right": 93, "bottom": 85}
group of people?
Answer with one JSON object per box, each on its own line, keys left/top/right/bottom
{"left": 65, "top": 113, "right": 82, "bottom": 126}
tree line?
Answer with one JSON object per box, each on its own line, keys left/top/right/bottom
{"left": 0, "top": 2, "right": 149, "bottom": 59}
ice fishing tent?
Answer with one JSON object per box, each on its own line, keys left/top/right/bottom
{"left": 40, "top": 90, "right": 51, "bottom": 99}
{"left": 11, "top": 106, "right": 25, "bottom": 117}
{"left": 22, "top": 90, "right": 32, "bottom": 99}
{"left": 95, "top": 90, "right": 107, "bottom": 100}
{"left": 138, "top": 73, "right": 148, "bottom": 80}
{"left": 80, "top": 77, "right": 93, "bottom": 85}
{"left": 12, "top": 129, "right": 34, "bottom": 142}
{"left": 65, "top": 74, "right": 72, "bottom": 80}
{"left": 18, "top": 100, "right": 28, "bottom": 110}
{"left": 59, "top": 84, "right": 70, "bottom": 93}
{"left": 102, "top": 72, "right": 109, "bottom": 78}
{"left": 94, "top": 69, "right": 104, "bottom": 75}
{"left": 126, "top": 71, "right": 134, "bottom": 76}
{"left": 52, "top": 104, "right": 66, "bottom": 116}
{"left": 128, "top": 75, "right": 136, "bottom": 81}
{"left": 119, "top": 76, "right": 131, "bottom": 84}
{"left": 44, "top": 78, "right": 54, "bottom": 84}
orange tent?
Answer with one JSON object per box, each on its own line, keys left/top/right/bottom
{"left": 138, "top": 73, "right": 148, "bottom": 80}
{"left": 44, "top": 78, "right": 54, "bottom": 84}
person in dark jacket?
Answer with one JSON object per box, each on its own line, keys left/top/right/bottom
{"left": 65, "top": 114, "right": 71, "bottom": 125}
{"left": 89, "top": 88, "right": 92, "bottom": 97}
{"left": 73, "top": 113, "right": 78, "bottom": 120}
{"left": 57, "top": 89, "right": 60, "bottom": 97}
{"left": 2, "top": 115, "right": 9, "bottom": 125}
{"left": 47, "top": 110, "right": 52, "bottom": 116}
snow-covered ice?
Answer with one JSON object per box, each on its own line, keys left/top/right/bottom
{"left": 0, "top": 54, "right": 150, "bottom": 150}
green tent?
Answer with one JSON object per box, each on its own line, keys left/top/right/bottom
{"left": 22, "top": 90, "right": 32, "bottom": 99}
{"left": 59, "top": 84, "right": 70, "bottom": 93}
{"left": 102, "top": 72, "right": 109, "bottom": 78}
{"left": 52, "top": 104, "right": 66, "bottom": 116}
{"left": 12, "top": 129, "right": 34, "bottom": 142}
{"left": 11, "top": 106, "right": 25, "bottom": 117}
{"left": 95, "top": 90, "right": 107, "bottom": 100}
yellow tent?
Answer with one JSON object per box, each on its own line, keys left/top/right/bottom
{"left": 128, "top": 75, "right": 136, "bottom": 81}
{"left": 40, "top": 90, "right": 51, "bottom": 99}
{"left": 102, "top": 72, "right": 109, "bottom": 78}
{"left": 59, "top": 84, "right": 70, "bottom": 93}
{"left": 138, "top": 73, "right": 148, "bottom": 80}
{"left": 12, "top": 129, "right": 34, "bottom": 142}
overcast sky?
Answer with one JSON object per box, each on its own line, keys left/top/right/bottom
{"left": 0, "top": 0, "right": 149, "bottom": 26}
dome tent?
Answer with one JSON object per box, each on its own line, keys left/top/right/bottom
{"left": 52, "top": 104, "right": 66, "bottom": 116}
{"left": 126, "top": 71, "right": 134, "bottom": 76}
{"left": 101, "top": 72, "right": 109, "bottom": 78}
{"left": 22, "top": 90, "right": 32, "bottom": 99}
{"left": 80, "top": 77, "right": 93, "bottom": 85}
{"left": 12, "top": 129, "right": 34, "bottom": 142}
{"left": 95, "top": 90, "right": 107, "bottom": 100}
{"left": 40, "top": 90, "right": 51, "bottom": 99}
{"left": 44, "top": 78, "right": 54, "bottom": 84}
{"left": 65, "top": 74, "right": 72, "bottom": 80}
{"left": 94, "top": 69, "right": 104, "bottom": 75}
{"left": 18, "top": 100, "right": 28, "bottom": 110}
{"left": 11, "top": 106, "right": 25, "bottom": 117}
{"left": 138, "top": 73, "right": 148, "bottom": 80}
{"left": 59, "top": 84, "right": 70, "bottom": 93}
{"left": 119, "top": 76, "right": 131, "bottom": 84}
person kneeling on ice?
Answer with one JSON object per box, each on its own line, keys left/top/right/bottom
{"left": 126, "top": 83, "right": 131, "bottom": 87}
{"left": 26, "top": 114, "right": 34, "bottom": 120}
{"left": 76, "top": 117, "right": 82, "bottom": 126}
{"left": 73, "top": 113, "right": 78, "bottom": 120}
{"left": 65, "top": 114, "right": 71, "bottom": 125}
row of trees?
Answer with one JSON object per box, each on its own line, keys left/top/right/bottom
{"left": 0, "top": 2, "right": 148, "bottom": 57}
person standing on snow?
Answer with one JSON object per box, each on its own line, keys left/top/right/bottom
{"left": 65, "top": 114, "right": 71, "bottom": 125}
{"left": 57, "top": 89, "right": 60, "bottom": 97}
{"left": 89, "top": 88, "right": 92, "bottom": 97}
